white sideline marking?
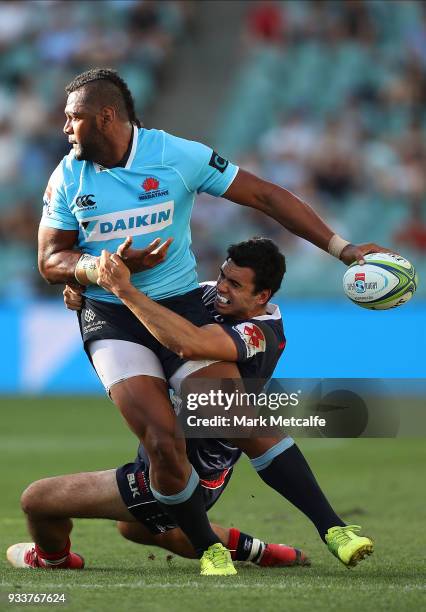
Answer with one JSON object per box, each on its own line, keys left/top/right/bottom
{"left": 1, "top": 582, "right": 424, "bottom": 591}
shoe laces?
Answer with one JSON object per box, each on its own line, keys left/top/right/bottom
{"left": 330, "top": 525, "right": 361, "bottom": 545}
{"left": 208, "top": 545, "right": 231, "bottom": 569}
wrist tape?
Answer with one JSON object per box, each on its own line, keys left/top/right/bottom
{"left": 75, "top": 254, "right": 98, "bottom": 285}
{"left": 328, "top": 234, "right": 350, "bottom": 259}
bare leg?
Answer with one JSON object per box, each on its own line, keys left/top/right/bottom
{"left": 108, "top": 375, "right": 222, "bottom": 557}
{"left": 109, "top": 376, "right": 191, "bottom": 493}
{"left": 117, "top": 521, "right": 230, "bottom": 559}
{"left": 21, "top": 470, "right": 135, "bottom": 553}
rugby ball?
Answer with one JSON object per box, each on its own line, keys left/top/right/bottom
{"left": 343, "top": 253, "right": 418, "bottom": 310}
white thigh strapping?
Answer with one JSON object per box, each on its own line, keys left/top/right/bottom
{"left": 169, "top": 359, "right": 220, "bottom": 395}
{"left": 89, "top": 339, "right": 166, "bottom": 393}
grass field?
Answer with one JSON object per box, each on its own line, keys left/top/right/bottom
{"left": 0, "top": 397, "right": 425, "bottom": 612}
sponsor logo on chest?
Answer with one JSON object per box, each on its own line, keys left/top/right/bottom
{"left": 79, "top": 201, "right": 174, "bottom": 242}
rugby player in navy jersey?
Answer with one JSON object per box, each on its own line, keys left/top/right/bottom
{"left": 36, "top": 68, "right": 382, "bottom": 574}
{"left": 8, "top": 239, "right": 309, "bottom": 570}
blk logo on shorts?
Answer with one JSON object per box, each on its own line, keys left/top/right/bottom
{"left": 127, "top": 473, "right": 140, "bottom": 498}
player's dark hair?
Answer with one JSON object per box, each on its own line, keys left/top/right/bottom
{"left": 227, "top": 237, "right": 285, "bottom": 297}
{"left": 65, "top": 68, "right": 142, "bottom": 127}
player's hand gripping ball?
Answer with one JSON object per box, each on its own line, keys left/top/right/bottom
{"left": 343, "top": 252, "right": 418, "bottom": 309}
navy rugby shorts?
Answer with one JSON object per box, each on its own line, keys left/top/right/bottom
{"left": 116, "top": 457, "right": 233, "bottom": 535}
{"left": 77, "top": 287, "right": 213, "bottom": 380}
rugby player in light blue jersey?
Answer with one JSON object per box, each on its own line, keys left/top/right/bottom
{"left": 38, "top": 69, "right": 384, "bottom": 575}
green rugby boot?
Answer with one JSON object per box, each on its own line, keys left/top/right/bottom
{"left": 200, "top": 543, "right": 237, "bottom": 576}
{"left": 325, "top": 525, "right": 373, "bottom": 567}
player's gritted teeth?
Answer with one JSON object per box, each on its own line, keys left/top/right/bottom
{"left": 215, "top": 292, "right": 231, "bottom": 308}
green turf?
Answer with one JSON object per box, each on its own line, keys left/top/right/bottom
{"left": 0, "top": 397, "right": 425, "bottom": 612}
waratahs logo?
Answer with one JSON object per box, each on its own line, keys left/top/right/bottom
{"left": 143, "top": 177, "right": 159, "bottom": 191}
{"left": 139, "top": 176, "right": 169, "bottom": 201}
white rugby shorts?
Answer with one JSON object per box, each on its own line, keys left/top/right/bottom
{"left": 89, "top": 339, "right": 219, "bottom": 395}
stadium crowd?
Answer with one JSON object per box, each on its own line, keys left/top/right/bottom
{"left": 193, "top": 0, "right": 426, "bottom": 290}
{"left": 0, "top": 0, "right": 425, "bottom": 299}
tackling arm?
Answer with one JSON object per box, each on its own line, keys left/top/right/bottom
{"left": 97, "top": 251, "right": 239, "bottom": 361}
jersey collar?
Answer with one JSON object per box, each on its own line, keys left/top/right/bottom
{"left": 93, "top": 125, "right": 139, "bottom": 173}
{"left": 252, "top": 303, "right": 281, "bottom": 321}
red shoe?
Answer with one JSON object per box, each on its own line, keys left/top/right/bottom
{"left": 258, "top": 543, "right": 310, "bottom": 567}
{"left": 7, "top": 543, "right": 84, "bottom": 569}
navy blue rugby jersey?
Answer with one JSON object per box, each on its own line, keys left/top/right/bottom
{"left": 184, "top": 281, "right": 286, "bottom": 476}
{"left": 200, "top": 281, "right": 286, "bottom": 383}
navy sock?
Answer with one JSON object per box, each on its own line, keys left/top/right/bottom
{"left": 152, "top": 468, "right": 220, "bottom": 558}
{"left": 254, "top": 443, "right": 345, "bottom": 540}
{"left": 157, "top": 486, "right": 220, "bottom": 558}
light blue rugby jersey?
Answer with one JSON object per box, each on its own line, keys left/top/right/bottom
{"left": 40, "top": 126, "right": 239, "bottom": 303}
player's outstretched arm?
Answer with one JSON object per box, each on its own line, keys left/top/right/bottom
{"left": 97, "top": 250, "right": 238, "bottom": 361}
{"left": 223, "top": 169, "right": 390, "bottom": 265}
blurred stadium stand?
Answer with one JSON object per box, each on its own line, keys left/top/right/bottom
{"left": 207, "top": 0, "right": 426, "bottom": 294}
{"left": 0, "top": 0, "right": 424, "bottom": 392}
